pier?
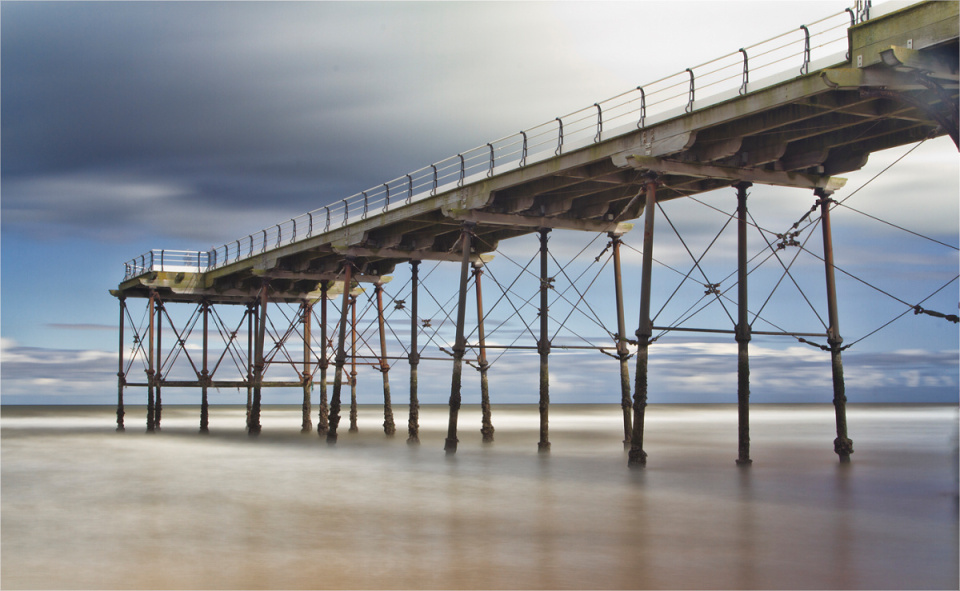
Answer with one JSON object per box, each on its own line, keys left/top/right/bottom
{"left": 112, "top": 1, "right": 958, "bottom": 466}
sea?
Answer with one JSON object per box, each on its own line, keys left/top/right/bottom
{"left": 1, "top": 403, "right": 957, "bottom": 590}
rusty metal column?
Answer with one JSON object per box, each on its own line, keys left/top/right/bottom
{"left": 445, "top": 223, "right": 474, "bottom": 454}
{"left": 246, "top": 302, "right": 254, "bottom": 426}
{"left": 200, "top": 300, "right": 210, "bottom": 434}
{"left": 629, "top": 174, "right": 659, "bottom": 468}
{"left": 818, "top": 189, "right": 854, "bottom": 463}
{"left": 327, "top": 261, "right": 353, "bottom": 443}
{"left": 375, "top": 281, "right": 397, "bottom": 436}
{"left": 116, "top": 297, "right": 126, "bottom": 432}
{"left": 146, "top": 291, "right": 156, "bottom": 433}
{"left": 735, "top": 182, "right": 753, "bottom": 466}
{"left": 317, "top": 281, "right": 330, "bottom": 436}
{"left": 611, "top": 233, "right": 632, "bottom": 449}
{"left": 349, "top": 294, "right": 359, "bottom": 433}
{"left": 155, "top": 299, "right": 163, "bottom": 431}
{"left": 538, "top": 228, "right": 552, "bottom": 453}
{"left": 474, "top": 261, "right": 495, "bottom": 443}
{"left": 249, "top": 285, "right": 267, "bottom": 436}
{"left": 407, "top": 260, "right": 421, "bottom": 444}
{"left": 301, "top": 300, "right": 313, "bottom": 433}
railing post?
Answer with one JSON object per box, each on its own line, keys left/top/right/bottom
{"left": 636, "top": 87, "right": 646, "bottom": 129}
{"left": 739, "top": 49, "right": 749, "bottom": 95}
{"left": 555, "top": 117, "right": 564, "bottom": 155}
{"left": 685, "top": 68, "right": 695, "bottom": 113}
{"left": 800, "top": 25, "right": 811, "bottom": 75}
{"left": 593, "top": 103, "right": 603, "bottom": 143}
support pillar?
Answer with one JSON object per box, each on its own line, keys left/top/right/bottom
{"left": 537, "top": 228, "right": 552, "bottom": 453}
{"left": 735, "top": 182, "right": 753, "bottom": 466}
{"left": 116, "top": 297, "right": 126, "bottom": 432}
{"left": 349, "top": 293, "right": 359, "bottom": 433}
{"left": 610, "top": 234, "right": 632, "bottom": 449}
{"left": 200, "top": 300, "right": 210, "bottom": 434}
{"left": 407, "top": 260, "right": 421, "bottom": 444}
{"left": 155, "top": 300, "right": 163, "bottom": 431}
{"left": 375, "top": 281, "right": 397, "bottom": 436}
{"left": 629, "top": 175, "right": 659, "bottom": 468}
{"left": 301, "top": 300, "right": 313, "bottom": 433}
{"left": 474, "top": 262, "right": 494, "bottom": 443}
{"left": 317, "top": 281, "right": 330, "bottom": 436}
{"left": 818, "top": 189, "right": 854, "bottom": 463}
{"left": 146, "top": 291, "right": 156, "bottom": 433}
{"left": 445, "top": 223, "right": 474, "bottom": 454}
{"left": 249, "top": 285, "right": 267, "bottom": 436}
{"left": 327, "top": 261, "right": 353, "bottom": 443}
{"left": 246, "top": 302, "right": 254, "bottom": 425}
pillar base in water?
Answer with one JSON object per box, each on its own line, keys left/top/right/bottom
{"left": 736, "top": 457, "right": 752, "bottom": 466}
{"left": 444, "top": 438, "right": 458, "bottom": 454}
{"left": 628, "top": 449, "right": 647, "bottom": 468}
{"left": 835, "top": 437, "right": 854, "bottom": 462}
{"left": 538, "top": 441, "right": 551, "bottom": 453}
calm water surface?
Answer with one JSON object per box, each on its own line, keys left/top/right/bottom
{"left": 2, "top": 404, "right": 957, "bottom": 589}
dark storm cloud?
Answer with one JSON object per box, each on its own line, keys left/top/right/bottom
{"left": 2, "top": 2, "right": 607, "bottom": 244}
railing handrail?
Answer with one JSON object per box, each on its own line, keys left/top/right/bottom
{"left": 123, "top": 6, "right": 861, "bottom": 282}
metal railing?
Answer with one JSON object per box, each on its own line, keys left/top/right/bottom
{"left": 123, "top": 5, "right": 865, "bottom": 282}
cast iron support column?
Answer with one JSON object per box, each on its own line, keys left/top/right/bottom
{"left": 327, "top": 261, "right": 354, "bottom": 443}
{"left": 375, "top": 281, "right": 397, "bottom": 436}
{"left": 611, "top": 233, "right": 632, "bottom": 449}
{"left": 818, "top": 189, "right": 854, "bottom": 463}
{"left": 249, "top": 285, "right": 267, "bottom": 436}
{"left": 629, "top": 174, "right": 659, "bottom": 468}
{"left": 146, "top": 291, "right": 156, "bottom": 433}
{"left": 474, "top": 261, "right": 495, "bottom": 443}
{"left": 246, "top": 302, "right": 254, "bottom": 425}
{"left": 317, "top": 281, "right": 330, "bottom": 436}
{"left": 407, "top": 260, "right": 421, "bottom": 444}
{"left": 349, "top": 293, "right": 359, "bottom": 433}
{"left": 301, "top": 300, "right": 313, "bottom": 433}
{"left": 445, "top": 223, "right": 474, "bottom": 454}
{"left": 538, "top": 228, "right": 552, "bottom": 453}
{"left": 735, "top": 182, "right": 753, "bottom": 465}
{"left": 155, "top": 299, "right": 163, "bottom": 430}
{"left": 116, "top": 297, "right": 126, "bottom": 432}
{"left": 200, "top": 300, "right": 210, "bottom": 434}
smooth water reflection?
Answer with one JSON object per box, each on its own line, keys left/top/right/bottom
{"left": 2, "top": 404, "right": 957, "bottom": 589}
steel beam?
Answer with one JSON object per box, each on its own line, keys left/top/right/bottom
{"left": 618, "top": 155, "right": 847, "bottom": 192}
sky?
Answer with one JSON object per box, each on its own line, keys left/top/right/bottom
{"left": 2, "top": 1, "right": 957, "bottom": 408}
